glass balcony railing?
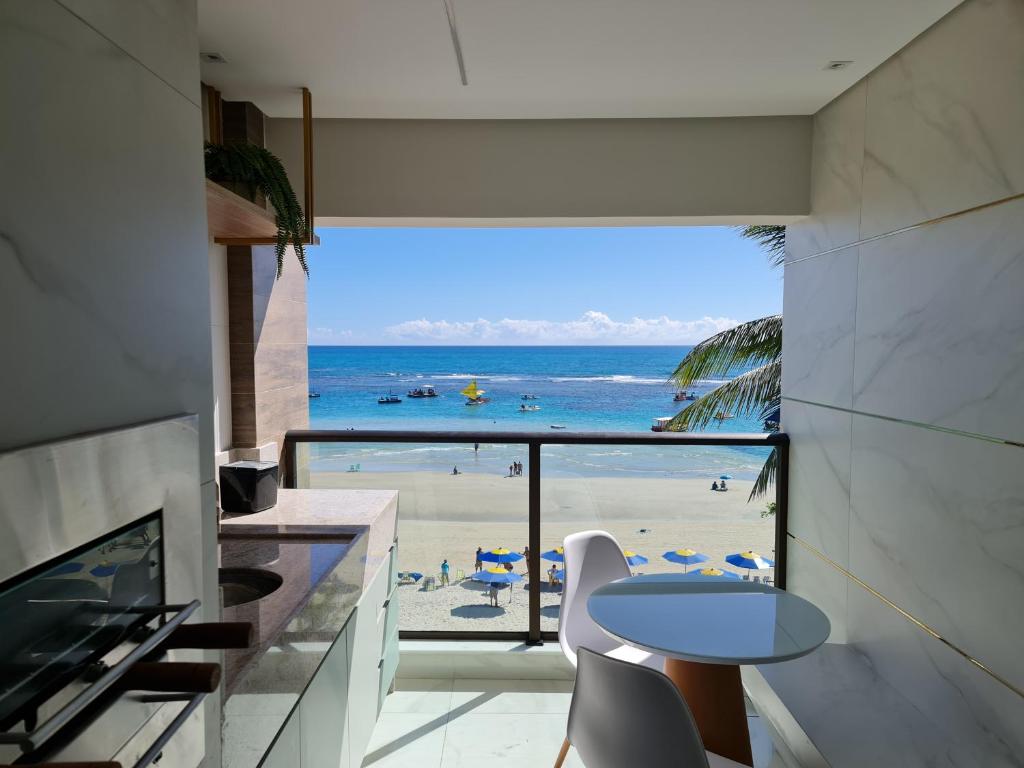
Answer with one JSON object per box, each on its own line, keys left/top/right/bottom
{"left": 284, "top": 430, "right": 789, "bottom": 643}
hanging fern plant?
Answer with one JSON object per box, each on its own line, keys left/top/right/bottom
{"left": 204, "top": 142, "right": 308, "bottom": 277}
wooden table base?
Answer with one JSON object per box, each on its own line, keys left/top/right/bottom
{"left": 663, "top": 658, "right": 753, "bottom": 767}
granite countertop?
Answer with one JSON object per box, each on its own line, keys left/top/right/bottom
{"left": 218, "top": 489, "right": 398, "bottom": 767}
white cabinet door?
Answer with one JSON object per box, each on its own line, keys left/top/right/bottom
{"left": 346, "top": 561, "right": 389, "bottom": 765}
{"left": 299, "top": 624, "right": 352, "bottom": 768}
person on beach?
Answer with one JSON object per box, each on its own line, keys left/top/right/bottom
{"left": 474, "top": 442, "right": 479, "bottom": 454}
{"left": 508, "top": 464, "right": 514, "bottom": 477}
{"left": 440, "top": 559, "right": 450, "bottom": 586}
{"left": 475, "top": 547, "right": 483, "bottom": 572}
{"left": 548, "top": 564, "right": 559, "bottom": 586}
{"left": 488, "top": 583, "right": 499, "bottom": 607}
{"left": 712, "top": 481, "right": 719, "bottom": 491}
{"left": 720, "top": 480, "right": 728, "bottom": 491}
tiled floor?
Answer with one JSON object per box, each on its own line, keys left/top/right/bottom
{"left": 364, "top": 678, "right": 796, "bottom": 768}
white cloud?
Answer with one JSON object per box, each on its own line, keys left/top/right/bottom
{"left": 384, "top": 311, "right": 738, "bottom": 345}
{"left": 308, "top": 326, "right": 353, "bottom": 344}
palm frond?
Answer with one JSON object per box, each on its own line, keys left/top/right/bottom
{"left": 670, "top": 316, "right": 782, "bottom": 387}
{"left": 749, "top": 447, "right": 778, "bottom": 502}
{"left": 668, "top": 360, "right": 781, "bottom": 432}
{"left": 737, "top": 225, "right": 786, "bottom": 267}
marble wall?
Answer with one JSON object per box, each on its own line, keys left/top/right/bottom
{"left": 0, "top": 2, "right": 219, "bottom": 764}
{"left": 781, "top": 0, "right": 1024, "bottom": 763}
{"left": 226, "top": 244, "right": 309, "bottom": 462}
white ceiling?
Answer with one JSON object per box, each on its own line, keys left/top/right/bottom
{"left": 198, "top": 0, "right": 961, "bottom": 119}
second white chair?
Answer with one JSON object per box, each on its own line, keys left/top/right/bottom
{"left": 558, "top": 530, "right": 663, "bottom": 670}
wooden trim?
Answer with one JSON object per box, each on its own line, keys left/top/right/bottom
{"left": 206, "top": 86, "right": 223, "bottom": 144}
{"left": 214, "top": 234, "right": 321, "bottom": 247}
{"left": 302, "top": 87, "right": 314, "bottom": 242}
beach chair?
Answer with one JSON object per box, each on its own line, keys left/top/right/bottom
{"left": 455, "top": 569, "right": 466, "bottom": 580}
{"left": 423, "top": 576, "right": 436, "bottom": 591}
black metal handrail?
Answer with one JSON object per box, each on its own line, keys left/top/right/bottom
{"left": 283, "top": 429, "right": 789, "bottom": 644}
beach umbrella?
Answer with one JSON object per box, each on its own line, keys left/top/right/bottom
{"left": 541, "top": 547, "right": 565, "bottom": 563}
{"left": 719, "top": 474, "right": 733, "bottom": 480}
{"left": 623, "top": 550, "right": 648, "bottom": 567}
{"left": 725, "top": 551, "right": 775, "bottom": 576}
{"left": 683, "top": 567, "right": 741, "bottom": 580}
{"left": 471, "top": 567, "right": 524, "bottom": 584}
{"left": 472, "top": 567, "right": 523, "bottom": 604}
{"left": 479, "top": 547, "right": 525, "bottom": 564}
{"left": 398, "top": 571, "right": 423, "bottom": 582}
{"left": 662, "top": 549, "right": 709, "bottom": 572}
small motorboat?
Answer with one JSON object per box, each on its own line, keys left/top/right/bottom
{"left": 308, "top": 392, "right": 321, "bottom": 399}
{"left": 378, "top": 392, "right": 402, "bottom": 404}
{"left": 407, "top": 385, "right": 438, "bottom": 398}
{"left": 518, "top": 404, "right": 541, "bottom": 412}
{"left": 673, "top": 390, "right": 698, "bottom": 401}
{"left": 651, "top": 416, "right": 673, "bottom": 433}
{"left": 549, "top": 424, "right": 566, "bottom": 430}
{"left": 714, "top": 411, "right": 735, "bottom": 420}
{"left": 521, "top": 394, "right": 539, "bottom": 400}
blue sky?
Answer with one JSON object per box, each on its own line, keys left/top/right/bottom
{"left": 307, "top": 226, "right": 782, "bottom": 345}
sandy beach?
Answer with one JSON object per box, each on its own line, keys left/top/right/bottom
{"left": 312, "top": 470, "right": 776, "bottom": 632}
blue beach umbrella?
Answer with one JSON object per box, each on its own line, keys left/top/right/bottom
{"left": 49, "top": 562, "right": 84, "bottom": 577}
{"left": 540, "top": 547, "right": 565, "bottom": 563}
{"left": 471, "top": 567, "right": 524, "bottom": 584}
{"left": 682, "top": 567, "right": 742, "bottom": 580}
{"left": 399, "top": 571, "right": 423, "bottom": 582}
{"left": 623, "top": 550, "right": 648, "bottom": 567}
{"left": 725, "top": 551, "right": 775, "bottom": 574}
{"left": 662, "top": 549, "right": 710, "bottom": 572}
{"left": 479, "top": 548, "right": 525, "bottom": 564}
{"left": 719, "top": 474, "right": 733, "bottom": 481}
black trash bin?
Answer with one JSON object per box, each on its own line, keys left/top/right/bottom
{"left": 219, "top": 460, "right": 279, "bottom": 514}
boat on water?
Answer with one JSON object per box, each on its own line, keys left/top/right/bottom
{"left": 521, "top": 394, "right": 539, "bottom": 400}
{"left": 549, "top": 424, "right": 566, "bottom": 429}
{"left": 407, "top": 385, "right": 438, "bottom": 398}
{"left": 518, "top": 404, "right": 541, "bottom": 412}
{"left": 673, "top": 390, "right": 698, "bottom": 402}
{"left": 461, "top": 380, "right": 490, "bottom": 406}
{"left": 378, "top": 392, "right": 402, "bottom": 404}
{"left": 714, "top": 411, "right": 735, "bottom": 420}
{"left": 650, "top": 416, "right": 673, "bottom": 432}
{"left": 308, "top": 392, "right": 321, "bottom": 398}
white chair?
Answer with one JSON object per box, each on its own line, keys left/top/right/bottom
{"left": 558, "top": 530, "right": 661, "bottom": 670}
{"left": 554, "top": 647, "right": 748, "bottom": 768}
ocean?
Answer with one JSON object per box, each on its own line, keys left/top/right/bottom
{"left": 307, "top": 346, "right": 771, "bottom": 480}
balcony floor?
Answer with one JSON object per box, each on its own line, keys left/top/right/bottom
{"left": 366, "top": 678, "right": 796, "bottom": 768}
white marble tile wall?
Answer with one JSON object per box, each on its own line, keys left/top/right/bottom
{"left": 785, "top": 81, "right": 866, "bottom": 261}
{"left": 0, "top": 0, "right": 214, "bottom": 478}
{"left": 859, "top": 0, "right": 1024, "bottom": 238}
{"left": 782, "top": 401, "right": 852, "bottom": 566}
{"left": 781, "top": 0, "right": 1024, "bottom": 761}
{"left": 853, "top": 198, "right": 1024, "bottom": 443}
{"left": 848, "top": 415, "right": 1024, "bottom": 692}
{"left": 784, "top": 542, "right": 848, "bottom": 643}
{"left": 781, "top": 249, "right": 858, "bottom": 409}
{"left": 54, "top": 0, "right": 201, "bottom": 105}
{"left": 846, "top": 586, "right": 1024, "bottom": 766}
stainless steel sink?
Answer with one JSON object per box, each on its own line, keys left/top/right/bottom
{"left": 219, "top": 567, "right": 284, "bottom": 608}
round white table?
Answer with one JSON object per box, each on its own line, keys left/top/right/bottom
{"left": 588, "top": 574, "right": 831, "bottom": 766}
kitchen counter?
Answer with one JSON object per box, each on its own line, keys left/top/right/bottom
{"left": 218, "top": 489, "right": 398, "bottom": 768}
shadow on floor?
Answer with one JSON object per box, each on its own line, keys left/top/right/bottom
{"left": 362, "top": 691, "right": 501, "bottom": 766}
